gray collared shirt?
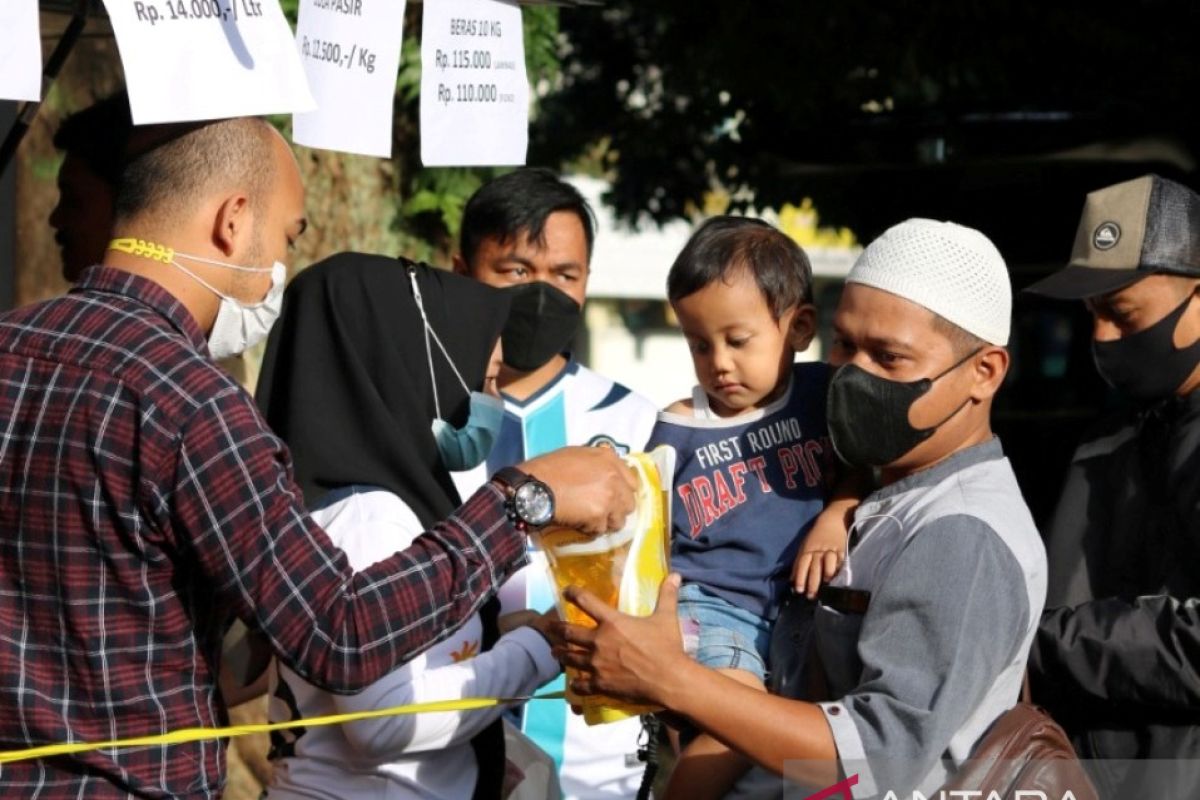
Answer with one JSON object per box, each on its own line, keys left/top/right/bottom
{"left": 734, "top": 438, "right": 1047, "bottom": 799}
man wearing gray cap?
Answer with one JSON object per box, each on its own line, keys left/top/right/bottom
{"left": 553, "top": 219, "right": 1048, "bottom": 799}
{"left": 1026, "top": 174, "right": 1200, "bottom": 797}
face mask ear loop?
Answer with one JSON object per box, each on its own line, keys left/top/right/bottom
{"left": 408, "top": 267, "right": 444, "bottom": 421}
{"left": 406, "top": 268, "right": 473, "bottom": 397}
{"left": 426, "top": 328, "right": 472, "bottom": 396}
{"left": 919, "top": 346, "right": 985, "bottom": 431}
{"left": 932, "top": 346, "right": 985, "bottom": 382}
{"left": 174, "top": 251, "right": 275, "bottom": 273}
{"left": 842, "top": 513, "right": 904, "bottom": 586}
{"left": 170, "top": 258, "right": 232, "bottom": 302}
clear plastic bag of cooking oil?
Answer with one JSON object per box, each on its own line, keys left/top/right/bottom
{"left": 532, "top": 447, "right": 674, "bottom": 725}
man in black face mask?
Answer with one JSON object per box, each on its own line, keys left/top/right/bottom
{"left": 1025, "top": 174, "right": 1200, "bottom": 798}
{"left": 451, "top": 167, "right": 658, "bottom": 799}
{"left": 554, "top": 219, "right": 1048, "bottom": 799}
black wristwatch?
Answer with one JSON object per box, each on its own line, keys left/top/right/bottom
{"left": 491, "top": 466, "right": 555, "bottom": 531}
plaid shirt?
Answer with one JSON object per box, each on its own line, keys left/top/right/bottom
{"left": 0, "top": 267, "right": 526, "bottom": 798}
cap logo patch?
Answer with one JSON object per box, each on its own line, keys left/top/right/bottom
{"left": 1093, "top": 222, "right": 1121, "bottom": 251}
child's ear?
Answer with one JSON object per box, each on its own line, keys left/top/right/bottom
{"left": 787, "top": 304, "right": 818, "bottom": 353}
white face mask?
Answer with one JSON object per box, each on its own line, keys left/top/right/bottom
{"left": 105, "top": 238, "right": 287, "bottom": 359}
{"left": 170, "top": 252, "right": 287, "bottom": 359}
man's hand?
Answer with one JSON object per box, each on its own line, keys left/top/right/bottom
{"left": 551, "top": 573, "right": 688, "bottom": 707}
{"left": 519, "top": 446, "right": 637, "bottom": 535}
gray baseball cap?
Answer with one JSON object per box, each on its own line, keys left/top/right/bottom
{"left": 1026, "top": 174, "right": 1200, "bottom": 299}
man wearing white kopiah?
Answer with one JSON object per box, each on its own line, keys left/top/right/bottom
{"left": 555, "top": 219, "right": 1048, "bottom": 799}
{"left": 452, "top": 168, "right": 658, "bottom": 798}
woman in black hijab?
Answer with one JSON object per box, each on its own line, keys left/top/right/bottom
{"left": 257, "top": 252, "right": 503, "bottom": 519}
{"left": 257, "top": 253, "right": 560, "bottom": 800}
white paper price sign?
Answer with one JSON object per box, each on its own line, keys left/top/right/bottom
{"left": 0, "top": 0, "right": 41, "bottom": 102}
{"left": 101, "top": 0, "right": 315, "bottom": 124}
{"left": 292, "top": 0, "right": 407, "bottom": 157}
{"left": 420, "top": 0, "right": 529, "bottom": 167}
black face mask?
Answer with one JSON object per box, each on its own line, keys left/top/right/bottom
{"left": 500, "top": 282, "right": 583, "bottom": 371}
{"left": 826, "top": 350, "right": 978, "bottom": 468}
{"left": 1093, "top": 293, "right": 1200, "bottom": 402}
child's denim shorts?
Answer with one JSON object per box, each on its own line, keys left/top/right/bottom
{"left": 676, "top": 582, "right": 772, "bottom": 683}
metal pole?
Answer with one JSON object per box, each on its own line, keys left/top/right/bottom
{"left": 0, "top": 101, "right": 16, "bottom": 310}
{"left": 0, "top": 0, "right": 92, "bottom": 179}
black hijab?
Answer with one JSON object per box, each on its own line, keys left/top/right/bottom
{"left": 257, "top": 252, "right": 510, "bottom": 522}
{"left": 257, "top": 253, "right": 513, "bottom": 800}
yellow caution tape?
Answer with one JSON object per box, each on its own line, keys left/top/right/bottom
{"left": 0, "top": 691, "right": 566, "bottom": 764}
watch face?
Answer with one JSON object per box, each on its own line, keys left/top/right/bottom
{"left": 514, "top": 481, "right": 554, "bottom": 526}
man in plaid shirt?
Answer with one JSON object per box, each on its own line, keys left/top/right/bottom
{"left": 0, "top": 117, "right": 634, "bottom": 798}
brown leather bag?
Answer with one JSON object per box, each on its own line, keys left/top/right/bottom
{"left": 937, "top": 690, "right": 1099, "bottom": 800}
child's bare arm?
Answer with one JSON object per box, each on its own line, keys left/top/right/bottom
{"left": 792, "top": 500, "right": 853, "bottom": 598}
{"left": 791, "top": 471, "right": 868, "bottom": 598}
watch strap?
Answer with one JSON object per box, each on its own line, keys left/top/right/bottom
{"left": 491, "top": 466, "right": 532, "bottom": 494}
{"left": 492, "top": 466, "right": 535, "bottom": 531}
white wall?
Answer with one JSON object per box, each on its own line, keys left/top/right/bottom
{"left": 584, "top": 302, "right": 694, "bottom": 408}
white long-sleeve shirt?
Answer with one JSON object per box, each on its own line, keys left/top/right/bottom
{"left": 267, "top": 487, "right": 561, "bottom": 800}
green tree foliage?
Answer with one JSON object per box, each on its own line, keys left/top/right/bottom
{"left": 529, "top": 0, "right": 1200, "bottom": 228}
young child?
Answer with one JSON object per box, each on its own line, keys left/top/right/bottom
{"left": 647, "top": 216, "right": 857, "bottom": 799}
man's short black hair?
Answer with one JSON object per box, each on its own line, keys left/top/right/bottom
{"left": 667, "top": 216, "right": 814, "bottom": 318}
{"left": 459, "top": 168, "right": 596, "bottom": 266}
{"left": 52, "top": 91, "right": 134, "bottom": 186}
{"left": 113, "top": 118, "right": 277, "bottom": 226}
{"left": 931, "top": 312, "right": 987, "bottom": 358}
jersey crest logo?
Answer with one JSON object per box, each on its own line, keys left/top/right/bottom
{"left": 586, "top": 434, "right": 630, "bottom": 455}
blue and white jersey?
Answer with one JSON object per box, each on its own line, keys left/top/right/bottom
{"left": 453, "top": 357, "right": 657, "bottom": 800}
{"left": 649, "top": 362, "right": 834, "bottom": 619}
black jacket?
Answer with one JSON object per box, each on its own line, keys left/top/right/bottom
{"left": 1029, "top": 390, "right": 1200, "bottom": 797}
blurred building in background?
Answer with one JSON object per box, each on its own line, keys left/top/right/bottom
{"left": 571, "top": 175, "right": 861, "bottom": 407}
